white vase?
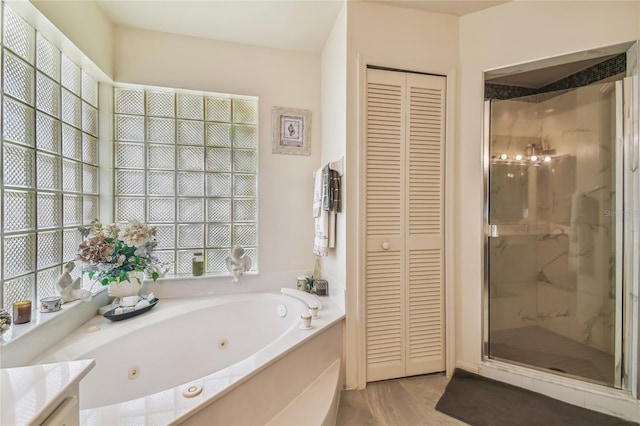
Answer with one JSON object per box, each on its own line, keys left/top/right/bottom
{"left": 108, "top": 271, "right": 143, "bottom": 298}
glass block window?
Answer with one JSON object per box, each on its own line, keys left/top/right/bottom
{"left": 0, "top": 4, "right": 100, "bottom": 311}
{"left": 113, "top": 87, "right": 258, "bottom": 276}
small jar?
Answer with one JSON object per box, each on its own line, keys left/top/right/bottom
{"left": 40, "top": 296, "right": 62, "bottom": 313}
{"left": 315, "top": 279, "right": 328, "bottom": 296}
{"left": 296, "top": 276, "right": 307, "bottom": 291}
{"left": 192, "top": 252, "right": 204, "bottom": 276}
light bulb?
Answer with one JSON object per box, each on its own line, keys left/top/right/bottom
{"left": 544, "top": 156, "right": 551, "bottom": 163}
{"left": 515, "top": 154, "right": 523, "bottom": 161}
{"left": 530, "top": 155, "right": 538, "bottom": 161}
{"left": 500, "top": 154, "right": 508, "bottom": 160}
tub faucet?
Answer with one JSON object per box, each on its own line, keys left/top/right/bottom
{"left": 225, "top": 246, "right": 252, "bottom": 282}
{"left": 281, "top": 288, "right": 323, "bottom": 310}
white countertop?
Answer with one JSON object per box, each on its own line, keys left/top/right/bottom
{"left": 1, "top": 359, "right": 95, "bottom": 425}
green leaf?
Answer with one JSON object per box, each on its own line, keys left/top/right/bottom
{"left": 88, "top": 271, "right": 95, "bottom": 280}
{"left": 101, "top": 278, "right": 109, "bottom": 286}
{"left": 152, "top": 272, "right": 159, "bottom": 281}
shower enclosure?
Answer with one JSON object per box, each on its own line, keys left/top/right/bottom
{"left": 484, "top": 81, "right": 626, "bottom": 387}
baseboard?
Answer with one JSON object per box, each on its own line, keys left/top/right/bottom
{"left": 455, "top": 360, "right": 480, "bottom": 374}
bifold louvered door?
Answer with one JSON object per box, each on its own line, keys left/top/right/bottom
{"left": 365, "top": 68, "right": 445, "bottom": 382}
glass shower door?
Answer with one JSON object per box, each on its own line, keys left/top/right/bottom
{"left": 486, "top": 82, "right": 622, "bottom": 387}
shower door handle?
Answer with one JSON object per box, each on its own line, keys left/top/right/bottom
{"left": 489, "top": 225, "right": 498, "bottom": 238}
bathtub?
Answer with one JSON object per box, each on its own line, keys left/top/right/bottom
{"left": 33, "top": 291, "right": 344, "bottom": 425}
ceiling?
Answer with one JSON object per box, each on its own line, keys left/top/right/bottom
{"left": 368, "top": 0, "right": 509, "bottom": 16}
{"left": 95, "top": 0, "right": 508, "bottom": 53}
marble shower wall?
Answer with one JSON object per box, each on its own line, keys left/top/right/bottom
{"left": 489, "top": 85, "right": 616, "bottom": 356}
{"left": 538, "top": 84, "right": 616, "bottom": 355}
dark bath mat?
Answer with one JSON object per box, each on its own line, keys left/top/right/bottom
{"left": 435, "top": 369, "right": 637, "bottom": 426}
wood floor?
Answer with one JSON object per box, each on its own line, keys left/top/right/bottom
{"left": 335, "top": 373, "right": 467, "bottom": 426}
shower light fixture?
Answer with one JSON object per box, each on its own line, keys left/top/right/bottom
{"left": 494, "top": 153, "right": 554, "bottom": 163}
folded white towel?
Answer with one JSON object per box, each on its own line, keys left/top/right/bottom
{"left": 313, "top": 166, "right": 328, "bottom": 255}
{"left": 313, "top": 167, "right": 323, "bottom": 218}
{"left": 313, "top": 211, "right": 329, "bottom": 256}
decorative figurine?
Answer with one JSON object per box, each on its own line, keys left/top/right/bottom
{"left": 145, "top": 263, "right": 170, "bottom": 279}
{"left": 225, "top": 246, "right": 252, "bottom": 282}
{"left": 56, "top": 261, "right": 92, "bottom": 303}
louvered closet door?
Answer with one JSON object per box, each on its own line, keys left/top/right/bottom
{"left": 365, "top": 69, "right": 406, "bottom": 381}
{"left": 404, "top": 73, "right": 446, "bottom": 376}
{"left": 365, "top": 69, "right": 445, "bottom": 382}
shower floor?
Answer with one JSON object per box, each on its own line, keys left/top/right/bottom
{"left": 490, "top": 326, "right": 614, "bottom": 385}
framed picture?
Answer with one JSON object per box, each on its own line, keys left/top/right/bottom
{"left": 272, "top": 107, "right": 311, "bottom": 156}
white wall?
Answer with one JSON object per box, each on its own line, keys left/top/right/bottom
{"left": 114, "top": 26, "right": 322, "bottom": 274}
{"left": 345, "top": 1, "right": 459, "bottom": 389}
{"left": 320, "top": 4, "right": 347, "bottom": 309}
{"left": 29, "top": 0, "right": 114, "bottom": 78}
{"left": 457, "top": 0, "right": 640, "bottom": 372}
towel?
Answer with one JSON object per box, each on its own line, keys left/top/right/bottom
{"left": 313, "top": 167, "right": 323, "bottom": 218}
{"left": 313, "top": 210, "right": 329, "bottom": 256}
{"left": 568, "top": 192, "right": 598, "bottom": 274}
{"left": 314, "top": 163, "right": 342, "bottom": 255}
{"left": 322, "top": 165, "right": 342, "bottom": 213}
{"left": 313, "top": 167, "right": 329, "bottom": 256}
{"left": 328, "top": 210, "right": 336, "bottom": 248}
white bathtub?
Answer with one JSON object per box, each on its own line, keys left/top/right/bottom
{"left": 33, "top": 291, "right": 344, "bottom": 425}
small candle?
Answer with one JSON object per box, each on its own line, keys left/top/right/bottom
{"left": 13, "top": 300, "right": 31, "bottom": 324}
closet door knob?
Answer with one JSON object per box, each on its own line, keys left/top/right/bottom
{"left": 381, "top": 241, "right": 390, "bottom": 250}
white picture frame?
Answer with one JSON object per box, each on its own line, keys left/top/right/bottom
{"left": 271, "top": 107, "right": 311, "bottom": 156}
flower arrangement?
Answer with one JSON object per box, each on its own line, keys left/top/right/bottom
{"left": 0, "top": 309, "right": 10, "bottom": 335}
{"left": 77, "top": 220, "right": 162, "bottom": 285}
